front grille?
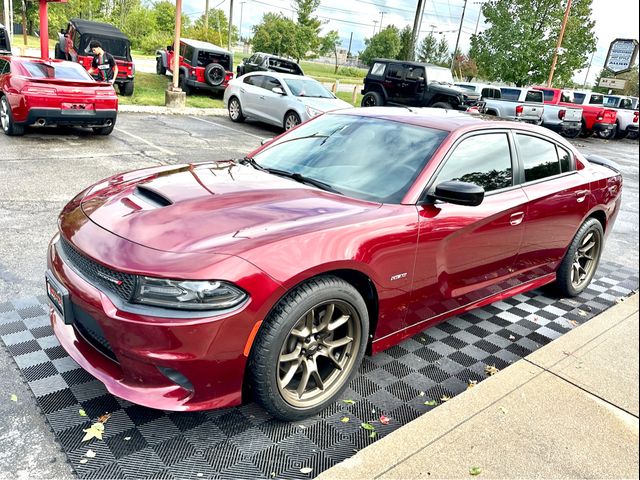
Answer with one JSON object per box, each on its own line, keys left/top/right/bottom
{"left": 59, "top": 237, "right": 137, "bottom": 302}
{"left": 71, "top": 302, "right": 118, "bottom": 363}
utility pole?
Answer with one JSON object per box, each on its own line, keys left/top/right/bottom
{"left": 379, "top": 11, "right": 385, "bottom": 33}
{"left": 239, "top": 1, "right": 245, "bottom": 42}
{"left": 372, "top": 20, "right": 378, "bottom": 37}
{"left": 204, "top": 0, "right": 209, "bottom": 30}
{"left": 3, "top": 0, "right": 10, "bottom": 43}
{"left": 227, "top": 0, "right": 233, "bottom": 51}
{"left": 347, "top": 31, "right": 353, "bottom": 58}
{"left": 474, "top": 4, "right": 482, "bottom": 35}
{"left": 547, "top": 0, "right": 572, "bottom": 87}
{"left": 451, "top": 0, "right": 468, "bottom": 72}
{"left": 583, "top": 50, "right": 595, "bottom": 88}
{"left": 408, "top": 0, "right": 426, "bottom": 61}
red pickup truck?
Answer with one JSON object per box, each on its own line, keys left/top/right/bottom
{"left": 535, "top": 87, "right": 617, "bottom": 138}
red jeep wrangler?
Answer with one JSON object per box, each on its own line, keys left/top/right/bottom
{"left": 156, "top": 39, "right": 233, "bottom": 95}
{"left": 55, "top": 18, "right": 135, "bottom": 96}
{"left": 535, "top": 87, "right": 617, "bottom": 138}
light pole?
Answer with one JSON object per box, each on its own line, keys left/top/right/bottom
{"left": 239, "top": 1, "right": 245, "bottom": 42}
{"left": 172, "top": 0, "right": 183, "bottom": 90}
{"left": 379, "top": 11, "right": 385, "bottom": 33}
{"left": 372, "top": 20, "right": 378, "bottom": 37}
{"left": 227, "top": 0, "right": 233, "bottom": 51}
{"left": 408, "top": 0, "right": 426, "bottom": 61}
{"left": 205, "top": 0, "right": 209, "bottom": 30}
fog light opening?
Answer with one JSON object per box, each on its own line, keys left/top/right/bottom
{"left": 156, "top": 366, "right": 195, "bottom": 393}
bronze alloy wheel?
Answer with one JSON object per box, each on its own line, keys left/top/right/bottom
{"left": 277, "top": 300, "right": 362, "bottom": 408}
{"left": 570, "top": 228, "right": 602, "bottom": 290}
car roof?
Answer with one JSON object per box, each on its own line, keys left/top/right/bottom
{"left": 328, "top": 107, "right": 552, "bottom": 133}
{"left": 252, "top": 52, "right": 297, "bottom": 61}
{"left": 371, "top": 58, "right": 447, "bottom": 69}
{"left": 181, "top": 38, "right": 231, "bottom": 53}
{"left": 242, "top": 71, "right": 315, "bottom": 81}
{"left": 70, "top": 18, "right": 129, "bottom": 41}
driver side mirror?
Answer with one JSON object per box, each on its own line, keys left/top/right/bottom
{"left": 60, "top": 29, "right": 66, "bottom": 35}
{"left": 428, "top": 181, "right": 485, "bottom": 207}
{"left": 272, "top": 87, "right": 285, "bottom": 95}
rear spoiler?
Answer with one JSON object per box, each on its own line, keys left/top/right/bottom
{"left": 585, "top": 154, "right": 621, "bottom": 174}
{"left": 23, "top": 77, "right": 113, "bottom": 88}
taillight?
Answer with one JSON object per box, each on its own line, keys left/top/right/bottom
{"left": 634, "top": 112, "right": 639, "bottom": 123}
{"left": 22, "top": 85, "right": 57, "bottom": 95}
{"left": 515, "top": 105, "right": 524, "bottom": 116}
{"left": 558, "top": 109, "right": 566, "bottom": 120}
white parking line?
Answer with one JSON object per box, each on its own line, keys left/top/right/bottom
{"left": 114, "top": 127, "right": 176, "bottom": 156}
{"left": 189, "top": 116, "right": 266, "bottom": 140}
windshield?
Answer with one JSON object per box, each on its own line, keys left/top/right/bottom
{"left": 253, "top": 114, "right": 447, "bottom": 203}
{"left": 21, "top": 61, "right": 94, "bottom": 81}
{"left": 426, "top": 67, "right": 454, "bottom": 84}
{"left": 284, "top": 78, "right": 333, "bottom": 98}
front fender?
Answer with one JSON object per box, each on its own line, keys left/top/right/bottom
{"left": 155, "top": 50, "right": 168, "bottom": 68}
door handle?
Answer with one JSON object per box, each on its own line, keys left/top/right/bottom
{"left": 575, "top": 190, "right": 589, "bottom": 203}
{"left": 510, "top": 212, "right": 525, "bottom": 226}
{"left": 259, "top": 95, "right": 265, "bottom": 100}
{"left": 240, "top": 88, "right": 246, "bottom": 93}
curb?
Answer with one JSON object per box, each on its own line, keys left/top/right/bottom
{"left": 118, "top": 105, "right": 228, "bottom": 116}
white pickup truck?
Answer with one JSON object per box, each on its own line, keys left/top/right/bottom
{"left": 479, "top": 86, "right": 544, "bottom": 124}
{"left": 596, "top": 95, "right": 639, "bottom": 139}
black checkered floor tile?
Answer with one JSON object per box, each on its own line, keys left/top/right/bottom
{"left": 1, "top": 262, "right": 637, "bottom": 479}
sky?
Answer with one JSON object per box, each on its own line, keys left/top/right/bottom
{"left": 183, "top": 0, "right": 639, "bottom": 85}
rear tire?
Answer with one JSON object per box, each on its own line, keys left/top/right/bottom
{"left": 361, "top": 91, "right": 384, "bottom": 107}
{"left": 431, "top": 101, "right": 454, "bottom": 109}
{"left": 119, "top": 82, "right": 134, "bottom": 96}
{"left": 555, "top": 218, "right": 604, "bottom": 297}
{"left": 248, "top": 275, "right": 369, "bottom": 420}
{"left": 0, "top": 96, "right": 25, "bottom": 137}
{"left": 179, "top": 75, "right": 191, "bottom": 95}
{"left": 156, "top": 58, "right": 166, "bottom": 75}
{"left": 228, "top": 97, "right": 245, "bottom": 123}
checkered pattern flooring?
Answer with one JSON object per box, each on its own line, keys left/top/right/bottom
{"left": 0, "top": 262, "right": 637, "bottom": 479}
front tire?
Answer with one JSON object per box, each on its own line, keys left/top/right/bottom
{"left": 156, "top": 58, "right": 166, "bottom": 75}
{"left": 555, "top": 218, "right": 604, "bottom": 297}
{"left": 361, "top": 91, "right": 384, "bottom": 107}
{"left": 0, "top": 96, "right": 25, "bottom": 137}
{"left": 431, "top": 101, "right": 454, "bottom": 109}
{"left": 248, "top": 276, "right": 369, "bottom": 420}
{"left": 283, "top": 111, "right": 301, "bottom": 130}
{"left": 228, "top": 97, "right": 245, "bottom": 123}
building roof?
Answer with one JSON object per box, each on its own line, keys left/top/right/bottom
{"left": 70, "top": 18, "right": 129, "bottom": 42}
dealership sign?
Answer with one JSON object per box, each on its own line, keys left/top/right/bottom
{"left": 598, "top": 77, "right": 627, "bottom": 90}
{"left": 605, "top": 39, "right": 639, "bottom": 74}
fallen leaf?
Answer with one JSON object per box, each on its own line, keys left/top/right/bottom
{"left": 578, "top": 310, "right": 588, "bottom": 317}
{"left": 10, "top": 394, "right": 17, "bottom": 402}
{"left": 361, "top": 422, "right": 375, "bottom": 431}
{"left": 485, "top": 365, "right": 499, "bottom": 376}
{"left": 379, "top": 415, "right": 390, "bottom": 425}
{"left": 498, "top": 406, "right": 508, "bottom": 415}
{"left": 440, "top": 395, "right": 451, "bottom": 402}
{"left": 424, "top": 400, "right": 437, "bottom": 406}
{"left": 470, "top": 466, "right": 482, "bottom": 476}
{"left": 340, "top": 417, "right": 350, "bottom": 423}
{"left": 569, "top": 319, "right": 579, "bottom": 327}
{"left": 78, "top": 409, "right": 87, "bottom": 417}
{"left": 124, "top": 437, "right": 131, "bottom": 441}
{"left": 81, "top": 422, "right": 105, "bottom": 442}
{"left": 369, "top": 431, "right": 377, "bottom": 438}
{"left": 85, "top": 450, "right": 96, "bottom": 458}
{"left": 533, "top": 315, "right": 541, "bottom": 323}
{"left": 97, "top": 413, "right": 112, "bottom": 424}
{"left": 342, "top": 399, "right": 356, "bottom": 405}
{"left": 467, "top": 380, "right": 478, "bottom": 390}
{"left": 300, "top": 467, "right": 313, "bottom": 474}
{"left": 419, "top": 391, "right": 425, "bottom": 397}
{"left": 79, "top": 459, "right": 88, "bottom": 465}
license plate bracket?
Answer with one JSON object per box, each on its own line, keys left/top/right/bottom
{"left": 45, "top": 271, "right": 74, "bottom": 325}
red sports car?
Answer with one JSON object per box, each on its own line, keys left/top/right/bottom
{"left": 0, "top": 56, "right": 117, "bottom": 136}
{"left": 46, "top": 108, "right": 622, "bottom": 420}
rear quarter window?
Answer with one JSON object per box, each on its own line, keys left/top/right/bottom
{"left": 370, "top": 62, "right": 386, "bottom": 76}
{"left": 500, "top": 88, "right": 521, "bottom": 101}
{"left": 516, "top": 134, "right": 562, "bottom": 182}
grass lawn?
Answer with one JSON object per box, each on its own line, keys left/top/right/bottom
{"left": 335, "top": 91, "right": 363, "bottom": 107}
{"left": 299, "top": 61, "right": 367, "bottom": 84}
{"left": 117, "top": 72, "right": 224, "bottom": 108}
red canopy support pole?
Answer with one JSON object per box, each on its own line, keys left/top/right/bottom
{"left": 39, "top": 0, "right": 49, "bottom": 59}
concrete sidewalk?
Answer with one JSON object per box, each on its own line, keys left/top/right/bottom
{"left": 319, "top": 293, "right": 639, "bottom": 479}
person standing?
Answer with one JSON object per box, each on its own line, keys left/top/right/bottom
{"left": 88, "top": 40, "right": 118, "bottom": 85}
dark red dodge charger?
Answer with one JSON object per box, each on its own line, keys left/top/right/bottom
{"left": 46, "top": 108, "right": 622, "bottom": 419}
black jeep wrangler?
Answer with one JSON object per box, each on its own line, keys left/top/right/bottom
{"left": 361, "top": 59, "right": 479, "bottom": 110}
{"left": 236, "top": 52, "right": 304, "bottom": 77}
{"left": 0, "top": 23, "right": 10, "bottom": 54}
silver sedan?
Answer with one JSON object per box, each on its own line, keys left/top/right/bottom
{"left": 223, "top": 71, "right": 352, "bottom": 130}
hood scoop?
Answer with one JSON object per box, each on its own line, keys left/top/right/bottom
{"left": 133, "top": 185, "right": 173, "bottom": 208}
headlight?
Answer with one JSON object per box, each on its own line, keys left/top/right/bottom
{"left": 132, "top": 277, "right": 247, "bottom": 311}
{"left": 305, "top": 105, "right": 323, "bottom": 118}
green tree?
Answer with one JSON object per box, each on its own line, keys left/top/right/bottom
{"left": 320, "top": 30, "right": 341, "bottom": 73}
{"left": 397, "top": 26, "right": 413, "bottom": 61}
{"left": 292, "top": 0, "right": 323, "bottom": 60}
{"left": 470, "top": 0, "right": 596, "bottom": 86}
{"left": 187, "top": 8, "right": 238, "bottom": 47}
{"left": 453, "top": 52, "right": 478, "bottom": 81}
{"left": 251, "top": 13, "right": 299, "bottom": 58}
{"left": 417, "top": 34, "right": 450, "bottom": 66}
{"left": 359, "top": 25, "right": 401, "bottom": 66}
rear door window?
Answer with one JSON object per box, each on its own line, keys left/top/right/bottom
{"left": 589, "top": 94, "right": 603, "bottom": 105}
{"left": 525, "top": 90, "right": 543, "bottom": 103}
{"left": 516, "top": 134, "right": 562, "bottom": 182}
{"left": 262, "top": 75, "right": 282, "bottom": 91}
{"left": 405, "top": 66, "right": 424, "bottom": 80}
{"left": 385, "top": 63, "right": 404, "bottom": 80}
{"left": 243, "top": 74, "right": 265, "bottom": 88}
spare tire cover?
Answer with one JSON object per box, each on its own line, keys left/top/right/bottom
{"left": 204, "top": 63, "right": 226, "bottom": 86}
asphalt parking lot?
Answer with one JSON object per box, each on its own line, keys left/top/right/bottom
{"left": 0, "top": 112, "right": 638, "bottom": 479}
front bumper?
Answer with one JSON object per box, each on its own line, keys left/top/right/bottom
{"left": 19, "top": 108, "right": 117, "bottom": 128}
{"left": 47, "top": 226, "right": 284, "bottom": 411}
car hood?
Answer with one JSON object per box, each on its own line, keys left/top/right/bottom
{"left": 296, "top": 96, "right": 353, "bottom": 112}
{"left": 79, "top": 162, "right": 378, "bottom": 255}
